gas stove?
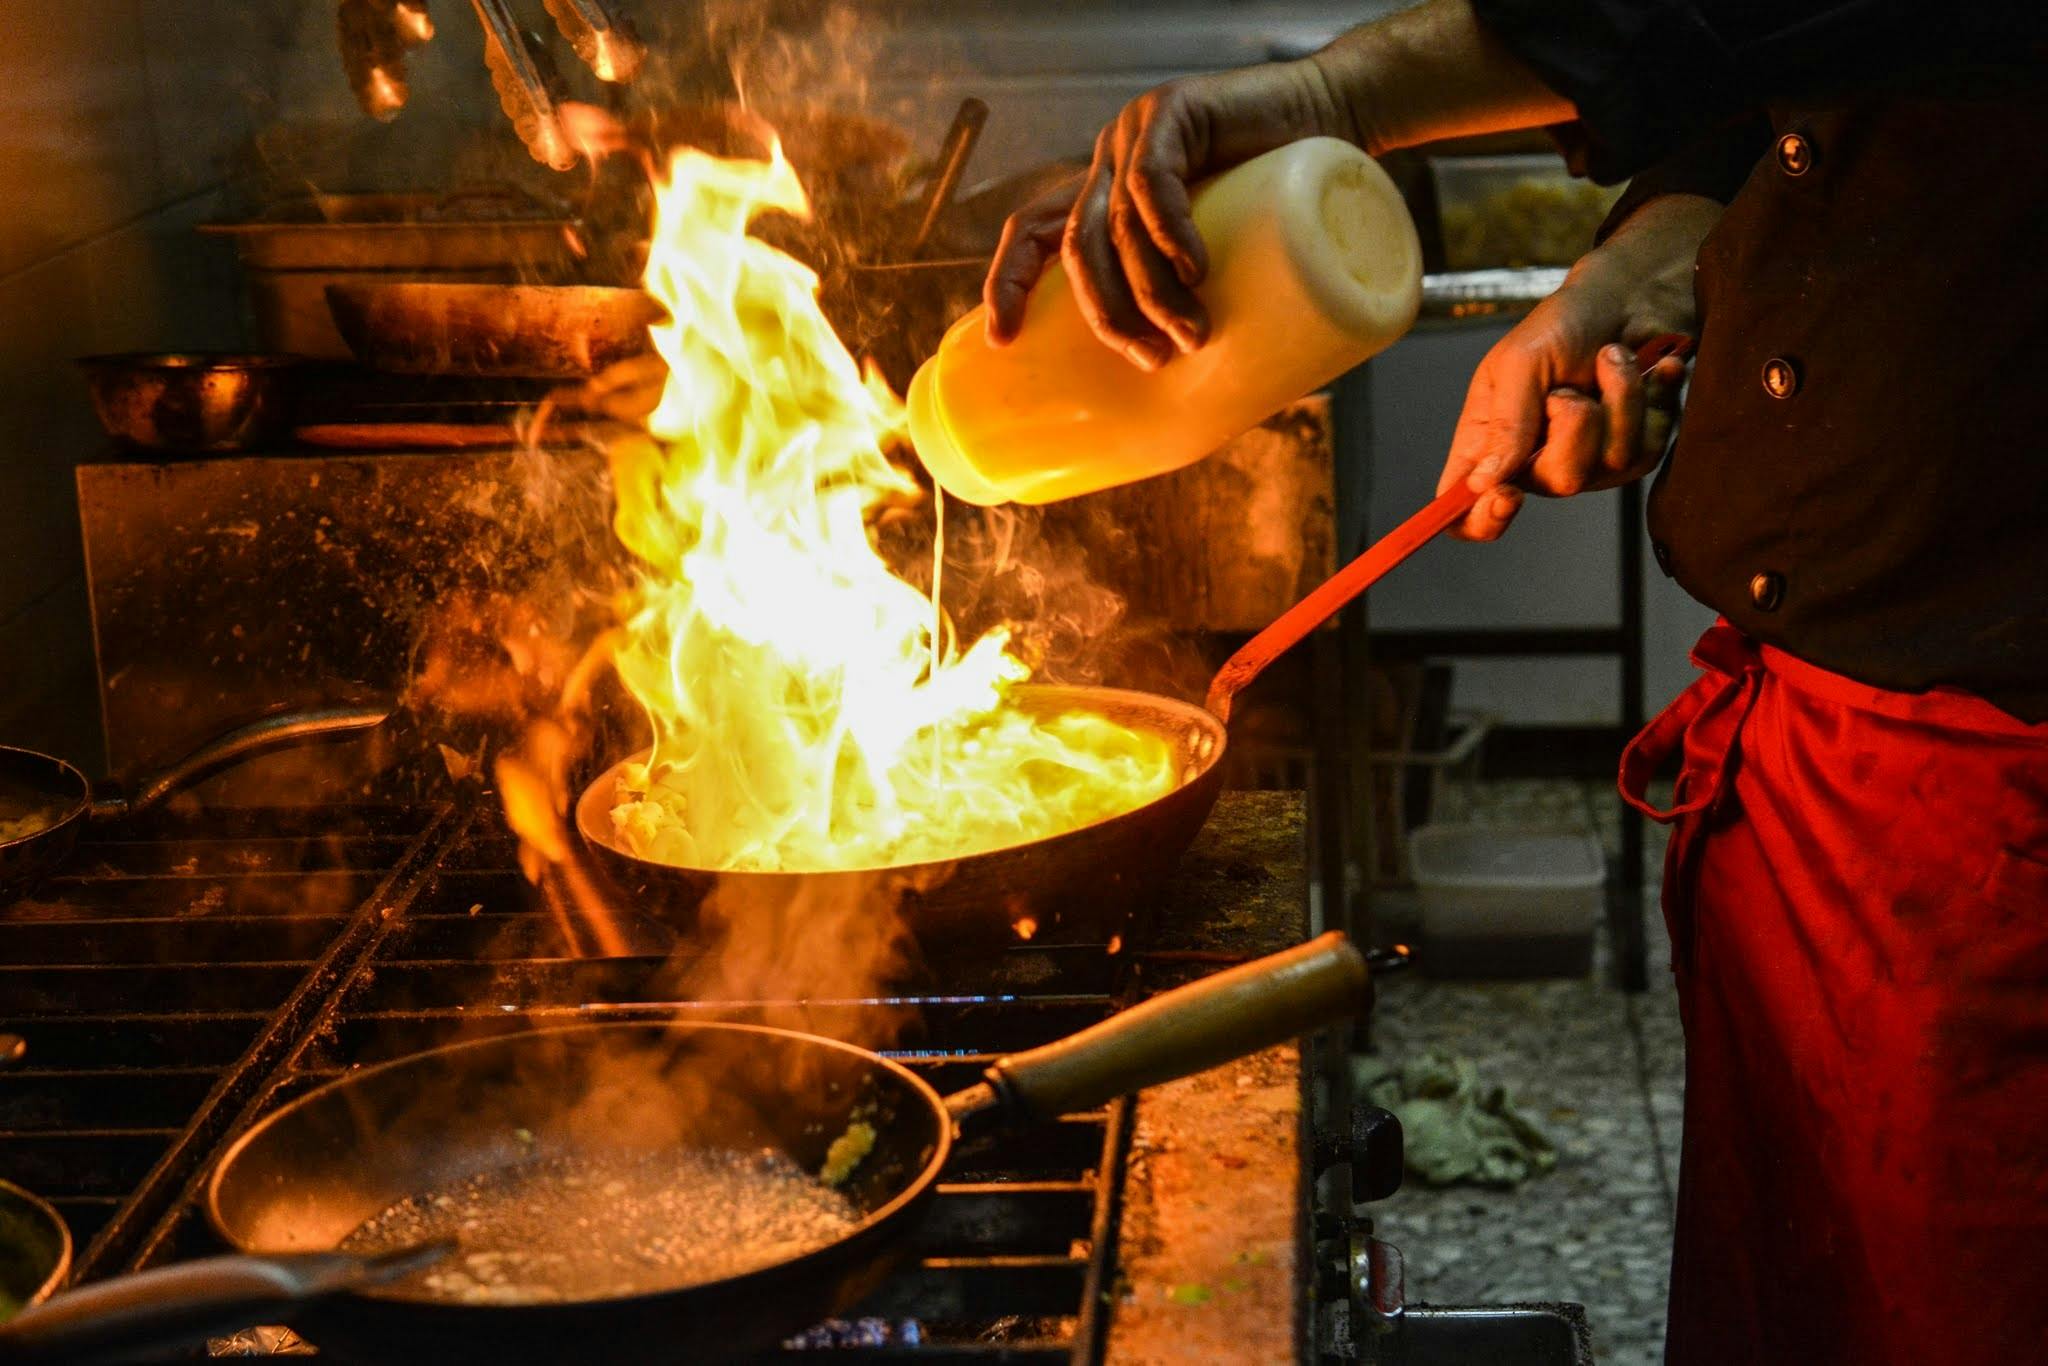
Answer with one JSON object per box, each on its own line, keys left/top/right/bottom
{"left": 1, "top": 789, "right": 1351, "bottom": 1362}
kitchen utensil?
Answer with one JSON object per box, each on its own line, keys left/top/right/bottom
{"left": 0, "top": 934, "right": 1369, "bottom": 1365}
{"left": 577, "top": 335, "right": 1694, "bottom": 941}
{"left": 325, "top": 281, "right": 661, "bottom": 377}
{"left": 0, "top": 1243, "right": 448, "bottom": 1359}
{"left": 540, "top": 0, "right": 643, "bottom": 82}
{"left": 0, "top": 1181, "right": 70, "bottom": 1326}
{"left": 472, "top": 0, "right": 577, "bottom": 171}
{"left": 337, "top": 0, "right": 436, "bottom": 120}
{"left": 909, "top": 98, "right": 988, "bottom": 257}
{"left": 76, "top": 354, "right": 302, "bottom": 455}
{"left": 0, "top": 705, "right": 390, "bottom": 902}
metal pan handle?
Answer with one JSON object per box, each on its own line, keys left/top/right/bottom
{"left": 90, "top": 704, "right": 390, "bottom": 823}
{"left": 1203, "top": 332, "right": 1696, "bottom": 721}
{"left": 959, "top": 932, "right": 1368, "bottom": 1128}
{"left": 0, "top": 1244, "right": 447, "bottom": 1366}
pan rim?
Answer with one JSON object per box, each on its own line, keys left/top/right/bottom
{"left": 575, "top": 682, "right": 1228, "bottom": 880}
{"left": 203, "top": 1020, "right": 953, "bottom": 1310}
{"left": 0, "top": 1177, "right": 73, "bottom": 1313}
{"left": 0, "top": 745, "right": 91, "bottom": 853}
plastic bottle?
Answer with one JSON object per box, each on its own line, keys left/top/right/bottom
{"left": 907, "top": 137, "right": 1422, "bottom": 506}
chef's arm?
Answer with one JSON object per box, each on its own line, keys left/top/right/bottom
{"left": 984, "top": 0, "right": 1572, "bottom": 366}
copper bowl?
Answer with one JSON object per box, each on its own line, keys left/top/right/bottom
{"left": 77, "top": 352, "right": 300, "bottom": 454}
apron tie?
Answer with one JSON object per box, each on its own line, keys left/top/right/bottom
{"left": 1619, "top": 621, "right": 1766, "bottom": 824}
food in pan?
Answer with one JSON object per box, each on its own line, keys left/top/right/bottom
{"left": 0, "top": 804, "right": 61, "bottom": 845}
{"left": 340, "top": 1147, "right": 863, "bottom": 1305}
{"left": 595, "top": 142, "right": 1180, "bottom": 875}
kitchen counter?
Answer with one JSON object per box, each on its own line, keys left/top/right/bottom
{"left": 1109, "top": 791, "right": 1315, "bottom": 1364}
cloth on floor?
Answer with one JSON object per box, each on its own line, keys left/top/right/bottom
{"left": 1355, "top": 1050, "right": 1556, "bottom": 1188}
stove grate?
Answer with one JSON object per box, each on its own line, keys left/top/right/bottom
{"left": 1, "top": 803, "right": 1132, "bottom": 1362}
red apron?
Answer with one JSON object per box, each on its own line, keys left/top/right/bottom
{"left": 1620, "top": 622, "right": 2048, "bottom": 1365}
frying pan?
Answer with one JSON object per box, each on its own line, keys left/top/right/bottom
{"left": 0, "top": 705, "right": 390, "bottom": 902}
{"left": 0, "top": 932, "right": 1370, "bottom": 1365}
{"left": 324, "top": 282, "right": 664, "bottom": 378}
{"left": 572, "top": 333, "right": 1696, "bottom": 941}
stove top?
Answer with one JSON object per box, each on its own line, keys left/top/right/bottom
{"left": 0, "top": 792, "right": 1317, "bottom": 1362}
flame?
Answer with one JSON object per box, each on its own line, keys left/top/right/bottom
{"left": 604, "top": 140, "right": 1178, "bottom": 872}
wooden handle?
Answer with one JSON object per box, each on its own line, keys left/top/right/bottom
{"left": 991, "top": 932, "right": 1369, "bottom": 1123}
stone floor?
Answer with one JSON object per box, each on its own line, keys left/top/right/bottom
{"left": 1363, "top": 779, "right": 1681, "bottom": 1366}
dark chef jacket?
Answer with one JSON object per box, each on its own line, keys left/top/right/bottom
{"left": 1469, "top": 0, "right": 2048, "bottom": 721}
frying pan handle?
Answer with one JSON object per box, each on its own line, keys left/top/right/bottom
{"left": 1202, "top": 331, "right": 1696, "bottom": 722}
{"left": 970, "top": 932, "right": 1369, "bottom": 1127}
{"left": 90, "top": 704, "right": 391, "bottom": 823}
{"left": 0, "top": 1245, "right": 445, "bottom": 1366}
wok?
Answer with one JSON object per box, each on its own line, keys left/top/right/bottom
{"left": 572, "top": 332, "right": 1696, "bottom": 939}
{"left": 0, "top": 705, "right": 390, "bottom": 902}
{"left": 0, "top": 933, "right": 1370, "bottom": 1365}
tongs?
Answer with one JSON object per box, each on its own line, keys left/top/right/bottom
{"left": 339, "top": 0, "right": 645, "bottom": 170}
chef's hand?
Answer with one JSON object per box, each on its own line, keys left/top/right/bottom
{"left": 982, "top": 1, "right": 1576, "bottom": 369}
{"left": 982, "top": 60, "right": 1348, "bottom": 370}
{"left": 1439, "top": 193, "right": 1724, "bottom": 541}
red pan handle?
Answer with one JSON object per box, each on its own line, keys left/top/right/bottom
{"left": 1204, "top": 332, "right": 1695, "bottom": 721}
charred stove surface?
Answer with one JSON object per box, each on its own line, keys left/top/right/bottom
{"left": 0, "top": 790, "right": 1316, "bottom": 1362}
{"left": 1106, "top": 792, "right": 1313, "bottom": 1365}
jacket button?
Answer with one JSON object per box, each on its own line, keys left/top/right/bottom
{"left": 1652, "top": 539, "right": 1673, "bottom": 575}
{"left": 1762, "top": 356, "right": 1801, "bottom": 399}
{"left": 1775, "top": 132, "right": 1813, "bottom": 176}
{"left": 1749, "top": 571, "right": 1786, "bottom": 612}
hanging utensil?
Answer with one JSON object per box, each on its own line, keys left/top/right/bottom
{"left": 909, "top": 98, "right": 989, "bottom": 258}
{"left": 540, "top": 0, "right": 643, "bottom": 83}
{"left": 471, "top": 0, "right": 578, "bottom": 171}
{"left": 337, "top": 0, "right": 437, "bottom": 121}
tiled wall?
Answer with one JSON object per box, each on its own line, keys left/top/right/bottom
{"left": 0, "top": 0, "right": 504, "bottom": 768}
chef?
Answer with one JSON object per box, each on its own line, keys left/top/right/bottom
{"left": 981, "top": 1, "right": 2048, "bottom": 1361}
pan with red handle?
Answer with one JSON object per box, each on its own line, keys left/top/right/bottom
{"left": 571, "top": 334, "right": 1694, "bottom": 941}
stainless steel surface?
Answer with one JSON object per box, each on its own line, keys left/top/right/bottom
{"left": 75, "top": 354, "right": 300, "bottom": 455}
{"left": 1418, "top": 268, "right": 1569, "bottom": 322}
{"left": 472, "top": 0, "right": 577, "bottom": 171}
{"left": 1366, "top": 1305, "right": 1595, "bottom": 1365}
{"left": 201, "top": 193, "right": 580, "bottom": 272}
